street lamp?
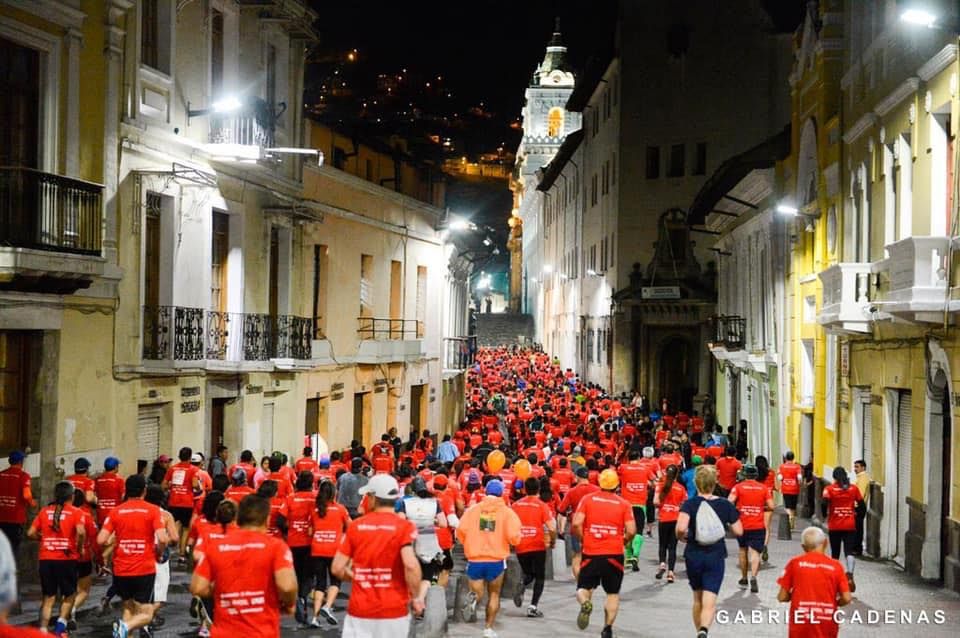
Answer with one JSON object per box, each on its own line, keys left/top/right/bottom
{"left": 187, "top": 94, "right": 243, "bottom": 123}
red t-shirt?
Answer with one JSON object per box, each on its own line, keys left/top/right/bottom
{"left": 575, "top": 491, "right": 633, "bottom": 555}
{"left": 372, "top": 456, "right": 395, "bottom": 475}
{"left": 29, "top": 504, "right": 81, "bottom": 561}
{"left": 434, "top": 490, "right": 457, "bottom": 550}
{"left": 224, "top": 485, "right": 254, "bottom": 504}
{"left": 77, "top": 505, "right": 100, "bottom": 563}
{"left": 94, "top": 472, "right": 125, "bottom": 524}
{"left": 655, "top": 481, "right": 687, "bottom": 523}
{"left": 266, "top": 473, "right": 292, "bottom": 500}
{"left": 778, "top": 462, "right": 804, "bottom": 495}
{"left": 101, "top": 498, "right": 164, "bottom": 576}
{"left": 0, "top": 625, "right": 50, "bottom": 637}
{"left": 554, "top": 468, "right": 574, "bottom": 495}
{"left": 619, "top": 462, "right": 654, "bottom": 505}
{"left": 777, "top": 551, "right": 850, "bottom": 638}
{"left": 0, "top": 466, "right": 32, "bottom": 524}
{"left": 284, "top": 491, "right": 316, "bottom": 548}
{"left": 294, "top": 457, "right": 319, "bottom": 475}
{"left": 716, "top": 456, "right": 743, "bottom": 490}
{"left": 164, "top": 462, "right": 200, "bottom": 509}
{"left": 823, "top": 484, "right": 862, "bottom": 532}
{"left": 338, "top": 511, "right": 417, "bottom": 619}
{"left": 511, "top": 495, "right": 555, "bottom": 554}
{"left": 66, "top": 474, "right": 95, "bottom": 498}
{"left": 227, "top": 463, "right": 257, "bottom": 487}
{"left": 729, "top": 480, "right": 771, "bottom": 530}
{"left": 267, "top": 497, "right": 286, "bottom": 538}
{"left": 310, "top": 502, "right": 350, "bottom": 557}
{"left": 194, "top": 528, "right": 294, "bottom": 638}
{"left": 558, "top": 483, "right": 600, "bottom": 516}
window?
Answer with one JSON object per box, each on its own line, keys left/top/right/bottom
{"left": 694, "top": 142, "right": 707, "bottom": 176}
{"left": 587, "top": 329, "right": 595, "bottom": 363}
{"left": 141, "top": 0, "right": 171, "bottom": 73}
{"left": 800, "top": 339, "right": 815, "bottom": 407}
{"left": 312, "top": 245, "right": 328, "bottom": 338}
{"left": 390, "top": 260, "right": 402, "bottom": 323}
{"left": 897, "top": 135, "right": 912, "bottom": 240}
{"left": 668, "top": 143, "right": 685, "bottom": 177}
{"left": 825, "top": 335, "right": 837, "bottom": 431}
{"left": 416, "top": 266, "right": 427, "bottom": 337}
{"left": 547, "top": 107, "right": 564, "bottom": 137}
{"left": 365, "top": 158, "right": 373, "bottom": 181}
{"left": 211, "top": 211, "right": 229, "bottom": 312}
{"left": 360, "top": 254, "right": 373, "bottom": 317}
{"left": 0, "top": 37, "right": 40, "bottom": 168}
{"left": 210, "top": 8, "right": 224, "bottom": 98}
{"left": 646, "top": 146, "right": 660, "bottom": 179}
{"left": 144, "top": 192, "right": 163, "bottom": 309}
{"left": 268, "top": 227, "right": 279, "bottom": 318}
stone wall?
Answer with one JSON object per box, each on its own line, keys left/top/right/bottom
{"left": 476, "top": 313, "right": 535, "bottom": 347}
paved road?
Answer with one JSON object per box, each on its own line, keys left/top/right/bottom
{"left": 10, "top": 517, "right": 960, "bottom": 637}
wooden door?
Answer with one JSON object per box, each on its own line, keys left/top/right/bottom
{"left": 0, "top": 332, "right": 29, "bottom": 453}
{"left": 211, "top": 212, "right": 229, "bottom": 312}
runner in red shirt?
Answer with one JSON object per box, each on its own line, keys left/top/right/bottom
{"left": 653, "top": 465, "right": 687, "bottom": 583}
{"left": 308, "top": 480, "right": 349, "bottom": 627}
{"left": 94, "top": 458, "right": 125, "bottom": 526}
{"left": 715, "top": 447, "right": 743, "bottom": 494}
{"left": 431, "top": 474, "right": 459, "bottom": 589}
{"left": 557, "top": 467, "right": 600, "bottom": 579}
{"left": 27, "top": 482, "right": 84, "bottom": 636}
{"left": 65, "top": 457, "right": 96, "bottom": 505}
{"left": 728, "top": 465, "right": 774, "bottom": 592}
{"left": 553, "top": 458, "right": 574, "bottom": 497}
{"left": 777, "top": 451, "right": 804, "bottom": 529}
{"left": 294, "top": 447, "right": 319, "bottom": 475}
{"left": 190, "top": 495, "right": 298, "bottom": 638}
{"left": 227, "top": 450, "right": 258, "bottom": 488}
{"left": 0, "top": 451, "right": 36, "bottom": 556}
{"left": 511, "top": 477, "right": 557, "bottom": 618}
{"left": 618, "top": 450, "right": 655, "bottom": 571}
{"left": 822, "top": 466, "right": 863, "bottom": 592}
{"left": 658, "top": 444, "right": 683, "bottom": 472}
{"left": 224, "top": 467, "right": 255, "bottom": 504}
{"left": 162, "top": 447, "right": 201, "bottom": 559}
{"left": 571, "top": 469, "right": 636, "bottom": 636}
{"left": 96, "top": 474, "right": 170, "bottom": 638}
{"left": 332, "top": 474, "right": 424, "bottom": 637}
{"left": 285, "top": 472, "right": 317, "bottom": 621}
{"left": 777, "top": 526, "right": 852, "bottom": 638}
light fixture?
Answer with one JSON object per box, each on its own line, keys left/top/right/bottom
{"left": 776, "top": 203, "right": 799, "bottom": 216}
{"left": 448, "top": 218, "right": 474, "bottom": 231}
{"left": 188, "top": 95, "right": 244, "bottom": 123}
{"left": 542, "top": 264, "right": 553, "bottom": 274}
{"left": 900, "top": 7, "right": 938, "bottom": 28}
{"left": 482, "top": 236, "right": 492, "bottom": 246}
{"left": 586, "top": 268, "right": 597, "bottom": 276}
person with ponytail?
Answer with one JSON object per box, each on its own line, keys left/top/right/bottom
{"left": 143, "top": 484, "right": 177, "bottom": 631}
{"left": 754, "top": 455, "right": 775, "bottom": 563}
{"left": 822, "top": 466, "right": 863, "bottom": 592}
{"left": 68, "top": 488, "right": 100, "bottom": 631}
{"left": 654, "top": 464, "right": 686, "bottom": 583}
{"left": 308, "top": 480, "right": 349, "bottom": 627}
{"left": 26, "top": 481, "right": 84, "bottom": 636}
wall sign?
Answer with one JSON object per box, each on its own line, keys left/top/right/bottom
{"left": 181, "top": 386, "right": 200, "bottom": 397}
{"left": 181, "top": 400, "right": 200, "bottom": 413}
{"left": 641, "top": 286, "right": 681, "bottom": 300}
{"left": 840, "top": 341, "right": 849, "bottom": 379}
{"left": 246, "top": 385, "right": 263, "bottom": 395}
{"left": 332, "top": 392, "right": 344, "bottom": 401}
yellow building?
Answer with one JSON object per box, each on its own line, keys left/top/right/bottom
{"left": 799, "top": 1, "right": 959, "bottom": 589}
{"left": 0, "top": 1, "right": 124, "bottom": 503}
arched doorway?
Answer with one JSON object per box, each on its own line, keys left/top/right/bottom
{"left": 923, "top": 364, "right": 952, "bottom": 581}
{"left": 657, "top": 335, "right": 698, "bottom": 413}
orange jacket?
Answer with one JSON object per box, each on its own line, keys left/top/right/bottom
{"left": 456, "top": 495, "right": 522, "bottom": 563}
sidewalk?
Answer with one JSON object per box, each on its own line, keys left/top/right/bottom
{"left": 8, "top": 516, "right": 960, "bottom": 636}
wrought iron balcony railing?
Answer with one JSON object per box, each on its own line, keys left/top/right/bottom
{"left": 209, "top": 114, "right": 274, "bottom": 148}
{"left": 143, "top": 306, "right": 313, "bottom": 362}
{"left": 0, "top": 166, "right": 103, "bottom": 255}
{"left": 357, "top": 317, "right": 423, "bottom": 340}
{"left": 710, "top": 315, "right": 745, "bottom": 350}
{"left": 444, "top": 336, "right": 477, "bottom": 369}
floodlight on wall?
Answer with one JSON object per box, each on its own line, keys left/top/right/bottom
{"left": 776, "top": 203, "right": 800, "bottom": 216}
{"left": 900, "top": 7, "right": 938, "bottom": 28}
{"left": 187, "top": 94, "right": 243, "bottom": 123}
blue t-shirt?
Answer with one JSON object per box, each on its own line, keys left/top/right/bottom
{"left": 680, "top": 495, "right": 740, "bottom": 559}
{"left": 681, "top": 468, "right": 697, "bottom": 497}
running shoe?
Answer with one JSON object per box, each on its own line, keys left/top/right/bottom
{"left": 295, "top": 596, "right": 308, "bottom": 625}
{"left": 846, "top": 572, "right": 856, "bottom": 593}
{"left": 67, "top": 619, "right": 77, "bottom": 631}
{"left": 197, "top": 629, "right": 210, "bottom": 638}
{"left": 189, "top": 596, "right": 200, "bottom": 619}
{"left": 761, "top": 546, "right": 769, "bottom": 563}
{"left": 100, "top": 597, "right": 112, "bottom": 616}
{"left": 655, "top": 565, "right": 666, "bottom": 580}
{"left": 138, "top": 627, "right": 153, "bottom": 638}
{"left": 150, "top": 615, "right": 165, "bottom": 628}
{"left": 576, "top": 599, "right": 593, "bottom": 630}
{"left": 527, "top": 605, "right": 544, "bottom": 618}
{"left": 319, "top": 606, "right": 338, "bottom": 626}
{"left": 53, "top": 620, "right": 67, "bottom": 636}
{"left": 666, "top": 571, "right": 675, "bottom": 583}
{"left": 601, "top": 625, "right": 613, "bottom": 638}
{"left": 308, "top": 617, "right": 323, "bottom": 628}
{"left": 697, "top": 630, "right": 708, "bottom": 638}
{"left": 737, "top": 578, "right": 748, "bottom": 588}
{"left": 631, "top": 560, "right": 639, "bottom": 573}
{"left": 112, "top": 620, "right": 129, "bottom": 638}
{"left": 461, "top": 591, "right": 478, "bottom": 623}
{"left": 513, "top": 581, "right": 526, "bottom": 607}
{"left": 750, "top": 578, "right": 759, "bottom": 593}
{"left": 482, "top": 629, "right": 499, "bottom": 638}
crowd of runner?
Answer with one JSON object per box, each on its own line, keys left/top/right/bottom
{"left": 0, "top": 346, "right": 868, "bottom": 638}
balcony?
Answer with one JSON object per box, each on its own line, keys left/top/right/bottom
{"left": 205, "top": 98, "right": 276, "bottom": 161}
{"left": 707, "top": 315, "right": 746, "bottom": 364}
{"left": 356, "top": 317, "right": 425, "bottom": 363}
{"left": 444, "top": 336, "right": 477, "bottom": 370}
{"left": 818, "top": 263, "right": 873, "bottom": 333}
{"left": 871, "top": 236, "right": 951, "bottom": 323}
{"left": 142, "top": 306, "right": 313, "bottom": 367}
{"left": 0, "top": 167, "right": 105, "bottom": 294}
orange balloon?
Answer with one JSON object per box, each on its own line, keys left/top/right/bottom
{"left": 486, "top": 450, "right": 506, "bottom": 474}
{"left": 514, "top": 459, "right": 532, "bottom": 481}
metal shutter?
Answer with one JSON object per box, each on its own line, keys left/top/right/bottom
{"left": 261, "top": 402, "right": 275, "bottom": 457}
{"left": 137, "top": 410, "right": 160, "bottom": 462}
{"left": 896, "top": 391, "right": 912, "bottom": 558}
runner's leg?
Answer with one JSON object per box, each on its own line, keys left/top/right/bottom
{"left": 485, "top": 574, "right": 505, "bottom": 629}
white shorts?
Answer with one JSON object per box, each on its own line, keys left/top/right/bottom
{"left": 153, "top": 561, "right": 170, "bottom": 603}
{"left": 342, "top": 614, "right": 411, "bottom": 638}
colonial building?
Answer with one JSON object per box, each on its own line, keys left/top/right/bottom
{"left": 509, "top": 20, "right": 580, "bottom": 336}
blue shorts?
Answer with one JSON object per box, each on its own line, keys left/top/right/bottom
{"left": 685, "top": 552, "right": 726, "bottom": 594}
{"left": 568, "top": 533, "right": 582, "bottom": 554}
{"left": 737, "top": 529, "right": 766, "bottom": 552}
{"left": 466, "top": 560, "right": 506, "bottom": 582}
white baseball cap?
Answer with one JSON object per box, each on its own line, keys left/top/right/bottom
{"left": 191, "top": 453, "right": 203, "bottom": 463}
{"left": 358, "top": 474, "right": 402, "bottom": 500}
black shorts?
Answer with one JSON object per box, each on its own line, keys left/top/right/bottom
{"left": 577, "top": 554, "right": 625, "bottom": 594}
{"left": 113, "top": 574, "right": 156, "bottom": 604}
{"left": 0, "top": 523, "right": 23, "bottom": 555}
{"left": 631, "top": 505, "right": 646, "bottom": 529}
{"left": 313, "top": 556, "right": 341, "bottom": 591}
{"left": 737, "top": 529, "right": 766, "bottom": 552}
{"left": 440, "top": 548, "right": 454, "bottom": 571}
{"left": 419, "top": 559, "right": 439, "bottom": 582}
{"left": 77, "top": 560, "right": 94, "bottom": 579}
{"left": 169, "top": 506, "right": 193, "bottom": 529}
{"left": 783, "top": 494, "right": 799, "bottom": 510}
{"left": 517, "top": 550, "right": 546, "bottom": 580}
{"left": 39, "top": 560, "right": 78, "bottom": 597}
{"left": 829, "top": 530, "right": 856, "bottom": 559}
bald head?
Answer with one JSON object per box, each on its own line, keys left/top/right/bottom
{"left": 801, "top": 526, "right": 827, "bottom": 552}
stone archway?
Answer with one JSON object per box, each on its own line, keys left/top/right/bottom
{"left": 655, "top": 333, "right": 699, "bottom": 413}
{"left": 923, "top": 340, "right": 953, "bottom": 581}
